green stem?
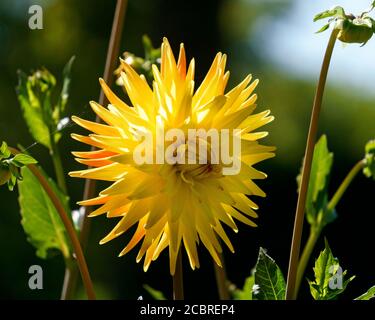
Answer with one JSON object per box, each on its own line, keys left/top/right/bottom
{"left": 285, "top": 29, "right": 339, "bottom": 300}
{"left": 327, "top": 159, "right": 365, "bottom": 211}
{"left": 173, "top": 249, "right": 184, "bottom": 300}
{"left": 10, "top": 147, "right": 96, "bottom": 300}
{"left": 214, "top": 252, "right": 230, "bottom": 300}
{"left": 294, "top": 227, "right": 321, "bottom": 299}
{"left": 294, "top": 159, "right": 365, "bottom": 298}
{"left": 50, "top": 139, "right": 67, "bottom": 194}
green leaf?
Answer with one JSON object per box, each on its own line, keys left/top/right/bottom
{"left": 11, "top": 154, "right": 38, "bottom": 167}
{"left": 18, "top": 166, "right": 71, "bottom": 259}
{"left": 354, "top": 285, "right": 375, "bottom": 300}
{"left": 143, "top": 285, "right": 167, "bottom": 300}
{"left": 59, "top": 56, "right": 75, "bottom": 113}
{"left": 308, "top": 240, "right": 355, "bottom": 300}
{"left": 298, "top": 135, "right": 334, "bottom": 227}
{"left": 0, "top": 141, "right": 11, "bottom": 160}
{"left": 253, "top": 248, "right": 286, "bottom": 300}
{"left": 230, "top": 275, "right": 254, "bottom": 300}
{"left": 16, "top": 70, "right": 52, "bottom": 149}
{"left": 316, "top": 23, "right": 331, "bottom": 34}
{"left": 314, "top": 6, "right": 345, "bottom": 22}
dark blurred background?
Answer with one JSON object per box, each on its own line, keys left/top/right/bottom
{"left": 0, "top": 0, "right": 374, "bottom": 300}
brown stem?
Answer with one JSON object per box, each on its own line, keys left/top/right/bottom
{"left": 214, "top": 252, "right": 230, "bottom": 300}
{"left": 59, "top": 0, "right": 128, "bottom": 300}
{"left": 285, "top": 29, "right": 339, "bottom": 300}
{"left": 173, "top": 249, "right": 184, "bottom": 300}
{"left": 9, "top": 147, "right": 96, "bottom": 300}
{"left": 79, "top": 0, "right": 128, "bottom": 248}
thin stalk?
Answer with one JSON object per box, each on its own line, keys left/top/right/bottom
{"left": 50, "top": 140, "right": 67, "bottom": 194}
{"left": 327, "top": 159, "right": 365, "bottom": 211}
{"left": 294, "top": 227, "right": 320, "bottom": 298}
{"left": 50, "top": 138, "right": 75, "bottom": 299}
{"left": 60, "top": 262, "right": 77, "bottom": 300}
{"left": 214, "top": 253, "right": 230, "bottom": 300}
{"left": 10, "top": 147, "right": 96, "bottom": 300}
{"left": 173, "top": 249, "right": 184, "bottom": 300}
{"left": 80, "top": 0, "right": 128, "bottom": 248}
{"left": 61, "top": 0, "right": 128, "bottom": 299}
{"left": 285, "top": 29, "right": 339, "bottom": 300}
{"left": 294, "top": 159, "right": 365, "bottom": 298}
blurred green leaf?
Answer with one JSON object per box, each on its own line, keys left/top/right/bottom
{"left": 16, "top": 70, "right": 52, "bottom": 149}
{"left": 0, "top": 141, "right": 11, "bottom": 160}
{"left": 354, "top": 285, "right": 375, "bottom": 300}
{"left": 11, "top": 154, "right": 38, "bottom": 167}
{"left": 298, "top": 135, "right": 334, "bottom": 227}
{"left": 16, "top": 59, "right": 74, "bottom": 149}
{"left": 143, "top": 285, "right": 167, "bottom": 300}
{"left": 54, "top": 56, "right": 75, "bottom": 128}
{"left": 363, "top": 139, "right": 375, "bottom": 179}
{"left": 230, "top": 275, "right": 254, "bottom": 300}
{"left": 309, "top": 240, "right": 355, "bottom": 300}
{"left": 59, "top": 56, "right": 75, "bottom": 112}
{"left": 253, "top": 248, "right": 286, "bottom": 300}
{"left": 18, "top": 166, "right": 71, "bottom": 259}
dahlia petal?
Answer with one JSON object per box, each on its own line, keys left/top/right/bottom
{"left": 99, "top": 77, "right": 131, "bottom": 110}
{"left": 77, "top": 195, "right": 110, "bottom": 206}
{"left": 239, "top": 110, "right": 274, "bottom": 131}
{"left": 213, "top": 221, "right": 235, "bottom": 253}
{"left": 136, "top": 217, "right": 166, "bottom": 263}
{"left": 89, "top": 101, "right": 125, "bottom": 127}
{"left": 75, "top": 158, "right": 113, "bottom": 168}
{"left": 69, "top": 163, "right": 127, "bottom": 181}
{"left": 177, "top": 43, "right": 186, "bottom": 78}
{"left": 72, "top": 149, "right": 117, "bottom": 159}
{"left": 145, "top": 195, "right": 168, "bottom": 229}
{"left": 118, "top": 216, "right": 147, "bottom": 257}
{"left": 88, "top": 195, "right": 130, "bottom": 217}
{"left": 231, "top": 193, "right": 259, "bottom": 218}
{"left": 223, "top": 204, "right": 257, "bottom": 227}
{"left": 71, "top": 116, "right": 119, "bottom": 136}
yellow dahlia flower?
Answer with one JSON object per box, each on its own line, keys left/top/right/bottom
{"left": 69, "top": 38, "right": 275, "bottom": 274}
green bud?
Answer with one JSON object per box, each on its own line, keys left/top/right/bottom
{"left": 314, "top": 6, "right": 375, "bottom": 46}
{"left": 0, "top": 164, "right": 11, "bottom": 186}
{"left": 29, "top": 68, "right": 56, "bottom": 94}
{"left": 115, "top": 35, "right": 161, "bottom": 86}
{"left": 336, "top": 16, "right": 374, "bottom": 45}
{"left": 363, "top": 139, "right": 375, "bottom": 179}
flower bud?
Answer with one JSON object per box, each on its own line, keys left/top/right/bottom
{"left": 363, "top": 140, "right": 375, "bottom": 179}
{"left": 336, "top": 16, "right": 374, "bottom": 45}
{"left": 0, "top": 164, "right": 11, "bottom": 186}
{"left": 314, "top": 6, "right": 375, "bottom": 46}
